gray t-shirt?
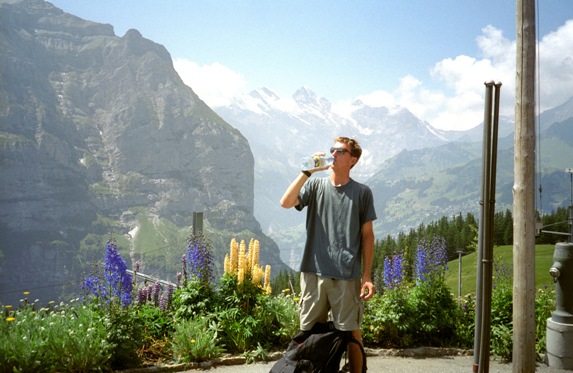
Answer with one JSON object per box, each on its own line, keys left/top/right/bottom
{"left": 296, "top": 177, "right": 377, "bottom": 280}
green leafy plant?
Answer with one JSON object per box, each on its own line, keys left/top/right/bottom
{"left": 1, "top": 232, "right": 559, "bottom": 370}
{"left": 534, "top": 286, "right": 555, "bottom": 357}
{"left": 456, "top": 293, "right": 476, "bottom": 348}
{"left": 171, "top": 317, "right": 224, "bottom": 362}
{"left": 408, "top": 280, "right": 460, "bottom": 346}
{"left": 0, "top": 298, "right": 112, "bottom": 372}
{"left": 172, "top": 279, "right": 216, "bottom": 320}
{"left": 362, "top": 287, "right": 415, "bottom": 348}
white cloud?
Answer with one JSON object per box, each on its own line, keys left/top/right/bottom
{"left": 417, "top": 22, "right": 573, "bottom": 131}
{"left": 341, "top": 26, "right": 516, "bottom": 131}
{"left": 172, "top": 20, "right": 573, "bottom": 132}
{"left": 339, "top": 22, "right": 573, "bottom": 131}
{"left": 537, "top": 20, "right": 573, "bottom": 110}
{"left": 173, "top": 59, "right": 247, "bottom": 107}
{"left": 424, "top": 26, "right": 516, "bottom": 131}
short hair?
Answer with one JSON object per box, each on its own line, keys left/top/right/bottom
{"left": 335, "top": 136, "right": 362, "bottom": 161}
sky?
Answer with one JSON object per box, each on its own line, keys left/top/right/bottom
{"left": 48, "top": 0, "right": 573, "bottom": 131}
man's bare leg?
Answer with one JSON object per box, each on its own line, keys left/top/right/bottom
{"left": 348, "top": 330, "right": 364, "bottom": 373}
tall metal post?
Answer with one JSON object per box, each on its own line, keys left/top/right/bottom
{"left": 472, "top": 81, "right": 501, "bottom": 373}
{"left": 513, "top": 0, "right": 537, "bottom": 371}
{"left": 457, "top": 249, "right": 464, "bottom": 305}
{"left": 473, "top": 82, "right": 494, "bottom": 373}
{"left": 474, "top": 82, "right": 501, "bottom": 373}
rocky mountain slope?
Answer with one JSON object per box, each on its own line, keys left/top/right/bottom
{"left": 0, "top": 0, "right": 284, "bottom": 305}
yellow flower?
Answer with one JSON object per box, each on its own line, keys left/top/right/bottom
{"left": 230, "top": 238, "right": 239, "bottom": 275}
{"left": 246, "top": 247, "right": 253, "bottom": 273}
{"left": 224, "top": 254, "right": 230, "bottom": 274}
{"left": 23, "top": 291, "right": 30, "bottom": 295}
{"left": 238, "top": 268, "right": 245, "bottom": 285}
{"left": 252, "top": 240, "right": 260, "bottom": 268}
{"left": 238, "top": 240, "right": 247, "bottom": 279}
{"left": 251, "top": 266, "right": 264, "bottom": 285}
{"left": 6, "top": 317, "right": 15, "bottom": 322}
{"left": 191, "top": 339, "right": 196, "bottom": 343}
{"left": 4, "top": 305, "right": 12, "bottom": 309}
{"left": 264, "top": 265, "right": 272, "bottom": 290}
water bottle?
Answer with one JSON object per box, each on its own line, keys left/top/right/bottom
{"left": 300, "top": 155, "right": 334, "bottom": 171}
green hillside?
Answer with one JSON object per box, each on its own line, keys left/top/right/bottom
{"left": 445, "top": 244, "right": 557, "bottom": 297}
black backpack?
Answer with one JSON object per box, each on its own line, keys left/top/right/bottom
{"left": 269, "top": 322, "right": 366, "bottom": 373}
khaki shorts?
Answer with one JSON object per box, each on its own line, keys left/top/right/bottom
{"left": 299, "top": 272, "right": 363, "bottom": 332}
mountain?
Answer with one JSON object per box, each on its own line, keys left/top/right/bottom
{"left": 215, "top": 86, "right": 573, "bottom": 267}
{"left": 0, "top": 0, "right": 285, "bottom": 305}
{"left": 368, "top": 115, "right": 573, "bottom": 237}
{"left": 214, "top": 87, "right": 452, "bottom": 267}
{"left": 215, "top": 87, "right": 448, "bottom": 227}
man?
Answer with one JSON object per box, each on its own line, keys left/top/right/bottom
{"left": 280, "top": 136, "right": 376, "bottom": 373}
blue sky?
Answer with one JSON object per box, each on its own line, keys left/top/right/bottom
{"left": 49, "top": 0, "right": 573, "bottom": 131}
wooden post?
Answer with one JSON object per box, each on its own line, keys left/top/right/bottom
{"left": 193, "top": 211, "right": 204, "bottom": 235}
{"left": 513, "top": 1, "right": 536, "bottom": 372}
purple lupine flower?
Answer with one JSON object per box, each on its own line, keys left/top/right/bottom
{"left": 82, "top": 276, "right": 107, "bottom": 299}
{"left": 392, "top": 255, "right": 404, "bottom": 287}
{"left": 166, "top": 284, "right": 174, "bottom": 306}
{"left": 176, "top": 272, "right": 182, "bottom": 288}
{"left": 186, "top": 234, "right": 214, "bottom": 283}
{"left": 415, "top": 236, "right": 449, "bottom": 284}
{"left": 147, "top": 284, "right": 153, "bottom": 302}
{"left": 153, "top": 281, "right": 161, "bottom": 306}
{"left": 383, "top": 254, "right": 404, "bottom": 289}
{"left": 137, "top": 287, "right": 147, "bottom": 306}
{"left": 159, "top": 294, "right": 167, "bottom": 311}
{"left": 383, "top": 256, "right": 393, "bottom": 289}
{"left": 103, "top": 240, "right": 133, "bottom": 307}
{"left": 415, "top": 244, "right": 428, "bottom": 283}
{"left": 429, "top": 236, "right": 448, "bottom": 272}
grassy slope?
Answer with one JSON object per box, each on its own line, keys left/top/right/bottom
{"left": 445, "top": 244, "right": 557, "bottom": 296}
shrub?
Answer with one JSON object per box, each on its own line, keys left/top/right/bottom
{"left": 0, "top": 298, "right": 112, "bottom": 372}
{"left": 172, "top": 279, "right": 216, "bottom": 320}
{"left": 535, "top": 286, "right": 555, "bottom": 356}
{"left": 261, "top": 292, "right": 300, "bottom": 347}
{"left": 489, "top": 280, "right": 513, "bottom": 362}
{"left": 362, "top": 287, "right": 415, "bottom": 348}
{"left": 408, "top": 280, "right": 460, "bottom": 346}
{"left": 135, "top": 303, "right": 175, "bottom": 361}
{"left": 96, "top": 302, "right": 143, "bottom": 370}
{"left": 456, "top": 293, "right": 476, "bottom": 348}
{"left": 171, "top": 317, "right": 224, "bottom": 362}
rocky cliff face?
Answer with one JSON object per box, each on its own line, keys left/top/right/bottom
{"left": 0, "top": 0, "right": 279, "bottom": 304}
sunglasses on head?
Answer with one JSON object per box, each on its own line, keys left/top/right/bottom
{"left": 330, "top": 147, "right": 349, "bottom": 155}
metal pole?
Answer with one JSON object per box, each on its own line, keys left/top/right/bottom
{"left": 474, "top": 81, "right": 494, "bottom": 373}
{"left": 458, "top": 250, "right": 463, "bottom": 305}
{"left": 479, "top": 82, "right": 501, "bottom": 373}
{"left": 513, "top": 0, "right": 537, "bottom": 371}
